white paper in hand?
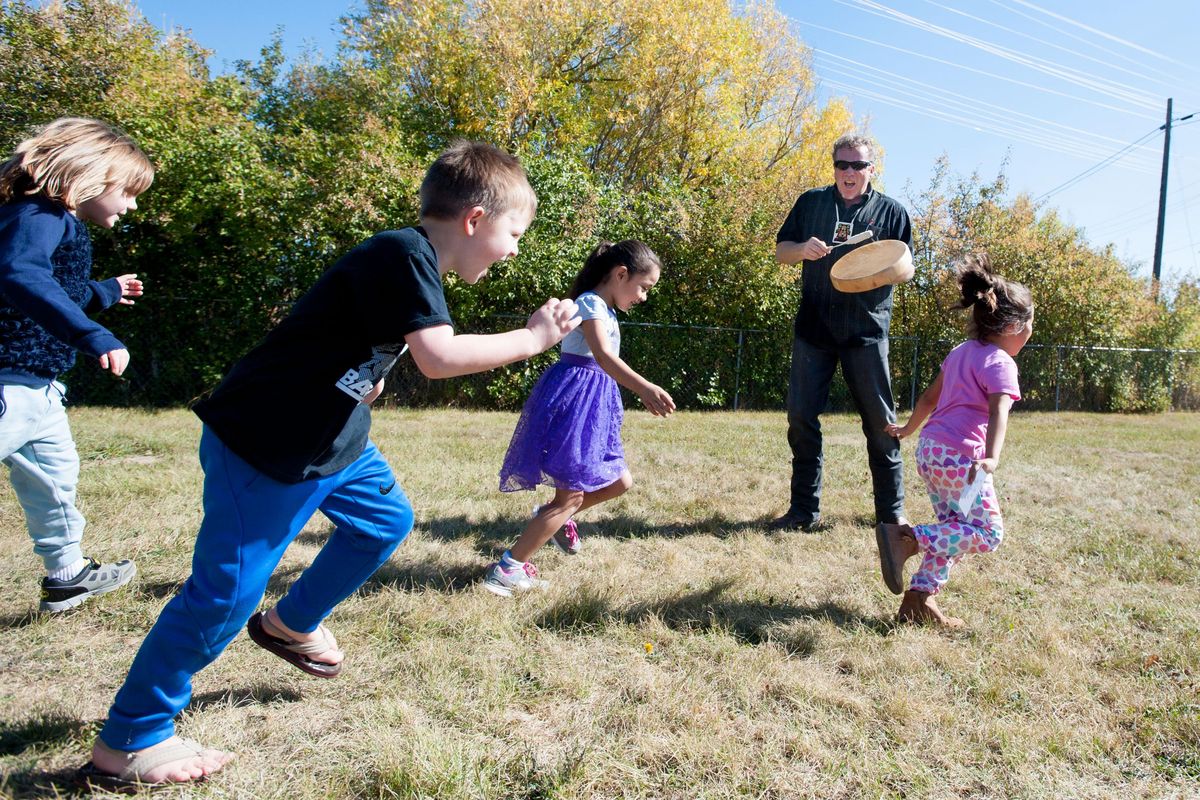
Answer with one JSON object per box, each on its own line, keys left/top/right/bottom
{"left": 953, "top": 467, "right": 988, "bottom": 517}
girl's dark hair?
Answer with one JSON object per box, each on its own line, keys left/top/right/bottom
{"left": 569, "top": 240, "right": 662, "bottom": 299}
{"left": 956, "top": 252, "right": 1034, "bottom": 340}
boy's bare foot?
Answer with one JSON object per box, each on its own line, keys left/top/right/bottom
{"left": 88, "top": 736, "right": 232, "bottom": 785}
{"left": 262, "top": 607, "right": 344, "bottom": 667}
{"left": 897, "top": 589, "right": 964, "bottom": 628}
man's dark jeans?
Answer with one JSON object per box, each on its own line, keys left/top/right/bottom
{"left": 785, "top": 335, "right": 904, "bottom": 524}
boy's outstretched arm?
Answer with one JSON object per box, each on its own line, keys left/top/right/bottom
{"left": 885, "top": 369, "right": 943, "bottom": 439}
{"left": 406, "top": 297, "right": 579, "bottom": 379}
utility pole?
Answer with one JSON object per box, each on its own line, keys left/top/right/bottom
{"left": 1152, "top": 97, "right": 1172, "bottom": 297}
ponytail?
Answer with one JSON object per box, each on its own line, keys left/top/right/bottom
{"left": 955, "top": 252, "right": 1033, "bottom": 340}
{"left": 569, "top": 240, "right": 662, "bottom": 299}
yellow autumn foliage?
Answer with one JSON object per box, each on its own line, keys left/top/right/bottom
{"left": 346, "top": 0, "right": 852, "bottom": 205}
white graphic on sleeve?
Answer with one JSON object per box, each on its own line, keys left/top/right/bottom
{"left": 335, "top": 343, "right": 409, "bottom": 401}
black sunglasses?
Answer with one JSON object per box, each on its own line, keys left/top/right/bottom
{"left": 834, "top": 160, "right": 872, "bottom": 171}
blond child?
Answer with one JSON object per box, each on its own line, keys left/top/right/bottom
{"left": 0, "top": 117, "right": 152, "bottom": 613}
{"left": 82, "top": 141, "right": 579, "bottom": 789}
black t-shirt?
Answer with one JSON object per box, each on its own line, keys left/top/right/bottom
{"left": 194, "top": 227, "right": 452, "bottom": 483}
{"left": 776, "top": 185, "right": 912, "bottom": 347}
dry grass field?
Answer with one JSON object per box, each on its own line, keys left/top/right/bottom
{"left": 0, "top": 408, "right": 1197, "bottom": 799}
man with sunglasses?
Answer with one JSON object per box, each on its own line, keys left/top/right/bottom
{"left": 771, "top": 134, "right": 912, "bottom": 533}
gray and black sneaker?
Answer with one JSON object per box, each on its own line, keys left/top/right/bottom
{"left": 39, "top": 557, "right": 137, "bottom": 613}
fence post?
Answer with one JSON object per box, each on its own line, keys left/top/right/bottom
{"left": 1055, "top": 346, "right": 1063, "bottom": 411}
{"left": 733, "top": 329, "right": 745, "bottom": 411}
{"left": 909, "top": 338, "right": 920, "bottom": 411}
{"left": 1167, "top": 350, "right": 1175, "bottom": 410}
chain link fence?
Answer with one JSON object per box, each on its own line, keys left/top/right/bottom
{"left": 61, "top": 314, "right": 1200, "bottom": 413}
{"left": 372, "top": 318, "right": 1200, "bottom": 414}
{"left": 890, "top": 338, "right": 1200, "bottom": 413}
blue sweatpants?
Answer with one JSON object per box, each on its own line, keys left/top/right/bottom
{"left": 100, "top": 425, "right": 413, "bottom": 750}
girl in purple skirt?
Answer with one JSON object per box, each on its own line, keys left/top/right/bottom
{"left": 486, "top": 240, "right": 675, "bottom": 596}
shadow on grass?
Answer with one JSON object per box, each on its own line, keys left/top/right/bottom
{"left": 0, "top": 714, "right": 82, "bottom": 757}
{"left": 756, "top": 511, "right": 879, "bottom": 534}
{"left": 849, "top": 512, "right": 879, "bottom": 528}
{"left": 191, "top": 685, "right": 304, "bottom": 711}
{"left": 138, "top": 564, "right": 306, "bottom": 603}
{"left": 1, "top": 766, "right": 91, "bottom": 799}
{"left": 0, "top": 609, "right": 43, "bottom": 630}
{"left": 0, "top": 715, "right": 93, "bottom": 799}
{"left": 428, "top": 512, "right": 773, "bottom": 550}
{"left": 303, "top": 510, "right": 775, "bottom": 550}
{"left": 294, "top": 517, "right": 526, "bottom": 550}
{"left": 351, "top": 512, "right": 769, "bottom": 595}
{"left": 360, "top": 558, "right": 484, "bottom": 594}
{"left": 251, "top": 513, "right": 875, "bottom": 604}
{"left": 534, "top": 580, "right": 893, "bottom": 657}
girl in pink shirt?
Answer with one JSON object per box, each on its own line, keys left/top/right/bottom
{"left": 875, "top": 253, "right": 1034, "bottom": 627}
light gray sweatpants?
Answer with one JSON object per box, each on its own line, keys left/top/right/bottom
{"left": 0, "top": 381, "right": 86, "bottom": 572}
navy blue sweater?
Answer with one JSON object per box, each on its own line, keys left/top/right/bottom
{"left": 0, "top": 197, "right": 125, "bottom": 386}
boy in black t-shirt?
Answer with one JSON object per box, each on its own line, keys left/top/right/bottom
{"left": 82, "top": 142, "right": 580, "bottom": 789}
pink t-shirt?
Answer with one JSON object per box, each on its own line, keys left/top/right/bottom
{"left": 919, "top": 340, "right": 1021, "bottom": 460}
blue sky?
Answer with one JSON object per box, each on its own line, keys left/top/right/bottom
{"left": 134, "top": 0, "right": 1200, "bottom": 284}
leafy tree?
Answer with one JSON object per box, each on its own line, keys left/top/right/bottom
{"left": 896, "top": 160, "right": 1180, "bottom": 411}
{"left": 342, "top": 0, "right": 850, "bottom": 199}
{"left": 4, "top": 0, "right": 1193, "bottom": 411}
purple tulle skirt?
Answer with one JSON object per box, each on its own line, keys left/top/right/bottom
{"left": 499, "top": 354, "right": 626, "bottom": 492}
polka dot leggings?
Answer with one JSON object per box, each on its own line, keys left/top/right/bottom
{"left": 911, "top": 437, "right": 1004, "bottom": 595}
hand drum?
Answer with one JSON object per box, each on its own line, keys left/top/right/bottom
{"left": 829, "top": 240, "right": 914, "bottom": 293}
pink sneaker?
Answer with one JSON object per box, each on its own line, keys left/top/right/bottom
{"left": 552, "top": 519, "right": 581, "bottom": 555}
{"left": 482, "top": 560, "right": 549, "bottom": 597}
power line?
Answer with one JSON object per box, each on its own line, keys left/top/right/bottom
{"left": 793, "top": 2, "right": 1197, "bottom": 274}
{"left": 840, "top": 0, "right": 1161, "bottom": 112}
{"left": 795, "top": 20, "right": 1161, "bottom": 122}
{"left": 1007, "top": 0, "right": 1200, "bottom": 73}
{"left": 921, "top": 0, "right": 1181, "bottom": 94}
{"left": 814, "top": 50, "right": 1160, "bottom": 167}
{"left": 1102, "top": 184, "right": 1200, "bottom": 237}
{"left": 819, "top": 74, "right": 1153, "bottom": 168}
{"left": 981, "top": 0, "right": 1188, "bottom": 86}
{"left": 1174, "top": 112, "right": 1199, "bottom": 129}
{"left": 1171, "top": 152, "right": 1198, "bottom": 273}
{"left": 1105, "top": 200, "right": 1200, "bottom": 241}
{"left": 1034, "top": 126, "right": 1164, "bottom": 203}
{"left": 1092, "top": 177, "right": 1200, "bottom": 233}
{"left": 820, "top": 74, "right": 1158, "bottom": 176}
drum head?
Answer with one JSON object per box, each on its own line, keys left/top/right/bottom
{"left": 829, "top": 240, "right": 914, "bottom": 293}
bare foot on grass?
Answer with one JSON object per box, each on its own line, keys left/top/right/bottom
{"left": 90, "top": 736, "right": 232, "bottom": 785}
{"left": 897, "top": 589, "right": 964, "bottom": 628}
